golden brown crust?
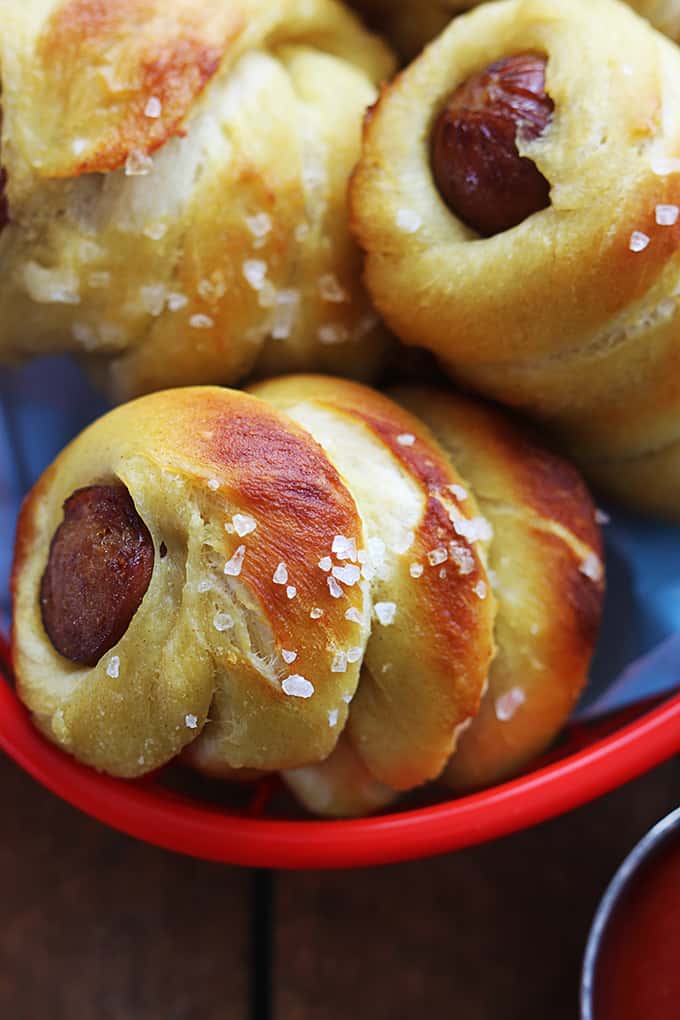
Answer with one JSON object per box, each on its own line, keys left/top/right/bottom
{"left": 350, "top": 0, "right": 680, "bottom": 518}
{"left": 35, "top": 0, "right": 238, "bottom": 176}
{"left": 393, "top": 386, "right": 603, "bottom": 791}
{"left": 12, "top": 385, "right": 369, "bottom": 776}
{"left": 11, "top": 376, "right": 603, "bottom": 813}
{"left": 252, "top": 374, "right": 496, "bottom": 792}
{"left": 0, "top": 0, "right": 395, "bottom": 399}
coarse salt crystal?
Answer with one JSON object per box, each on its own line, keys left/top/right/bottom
{"left": 273, "top": 562, "right": 288, "bottom": 584}
{"left": 410, "top": 562, "right": 424, "bottom": 578}
{"left": 579, "top": 552, "right": 603, "bottom": 582}
{"left": 245, "top": 212, "right": 272, "bottom": 240}
{"left": 374, "top": 602, "right": 396, "bottom": 625}
{"left": 318, "top": 273, "right": 348, "bottom": 303}
{"left": 495, "top": 687, "right": 526, "bottom": 722}
{"left": 449, "top": 542, "right": 476, "bottom": 575}
{"left": 197, "top": 579, "right": 212, "bottom": 593}
{"left": 282, "top": 649, "right": 297, "bottom": 664}
{"left": 242, "top": 259, "right": 267, "bottom": 289}
{"left": 286, "top": 585, "right": 297, "bottom": 600}
{"left": 342, "top": 692, "right": 353, "bottom": 703}
{"left": 185, "top": 713, "right": 199, "bottom": 729}
{"left": 332, "top": 564, "right": 361, "bottom": 586}
{"left": 450, "top": 511, "right": 493, "bottom": 544}
{"left": 439, "top": 568, "right": 447, "bottom": 579}
{"left": 396, "top": 208, "right": 422, "bottom": 233}
{"left": 213, "top": 612, "right": 234, "bottom": 632}
{"left": 198, "top": 279, "right": 216, "bottom": 299}
{"left": 448, "top": 483, "right": 468, "bottom": 501}
{"left": 271, "top": 290, "right": 300, "bottom": 340}
{"left": 396, "top": 433, "right": 415, "bottom": 447}
{"left": 224, "top": 545, "right": 246, "bottom": 577}
{"left": 474, "top": 579, "right": 488, "bottom": 600}
{"left": 629, "top": 230, "right": 650, "bottom": 252}
{"left": 656, "top": 204, "right": 679, "bottom": 226}
{"left": 22, "top": 262, "right": 80, "bottom": 305}
{"left": 318, "top": 556, "right": 333, "bottom": 572}
{"left": 232, "top": 514, "right": 257, "bottom": 537}
{"left": 144, "top": 96, "right": 162, "bottom": 118}
{"left": 595, "top": 509, "right": 611, "bottom": 525}
{"left": 331, "top": 651, "right": 347, "bottom": 673}
{"left": 328, "top": 709, "right": 339, "bottom": 727}
{"left": 651, "top": 157, "right": 680, "bottom": 176}
{"left": 167, "top": 292, "right": 188, "bottom": 311}
{"left": 327, "top": 576, "right": 343, "bottom": 599}
{"left": 190, "top": 313, "right": 213, "bottom": 329}
{"left": 345, "top": 607, "right": 362, "bottom": 623}
{"left": 310, "top": 607, "right": 323, "bottom": 619}
{"left": 207, "top": 478, "right": 220, "bottom": 490}
{"left": 106, "top": 655, "right": 120, "bottom": 679}
{"left": 427, "top": 547, "right": 448, "bottom": 567}
{"left": 347, "top": 646, "right": 362, "bottom": 663}
{"left": 332, "top": 535, "right": 357, "bottom": 561}
{"left": 282, "top": 675, "right": 315, "bottom": 698}
{"left": 72, "top": 138, "right": 87, "bottom": 156}
{"left": 125, "top": 149, "right": 153, "bottom": 176}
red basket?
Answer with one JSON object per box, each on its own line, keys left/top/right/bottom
{"left": 2, "top": 632, "right": 679, "bottom": 869}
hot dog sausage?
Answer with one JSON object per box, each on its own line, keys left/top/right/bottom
{"left": 40, "top": 485, "right": 154, "bottom": 666}
{"left": 431, "top": 53, "right": 553, "bottom": 236}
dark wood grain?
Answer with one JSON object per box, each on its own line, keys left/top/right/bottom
{"left": 0, "top": 756, "right": 250, "bottom": 1020}
{"left": 274, "top": 759, "right": 680, "bottom": 1020}
{"left": 3, "top": 748, "right": 678, "bottom": 1020}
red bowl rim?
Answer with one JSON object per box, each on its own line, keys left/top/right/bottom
{"left": 2, "top": 634, "right": 680, "bottom": 869}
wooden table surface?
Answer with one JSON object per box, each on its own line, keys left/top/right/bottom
{"left": 1, "top": 753, "right": 678, "bottom": 1019}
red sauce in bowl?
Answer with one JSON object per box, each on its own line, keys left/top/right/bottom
{"left": 594, "top": 829, "right": 680, "bottom": 1020}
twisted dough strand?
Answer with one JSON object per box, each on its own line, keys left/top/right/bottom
{"left": 12, "top": 377, "right": 603, "bottom": 815}
{"left": 0, "top": 0, "right": 394, "bottom": 399}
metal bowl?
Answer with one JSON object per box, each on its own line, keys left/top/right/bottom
{"left": 581, "top": 803, "right": 680, "bottom": 1019}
